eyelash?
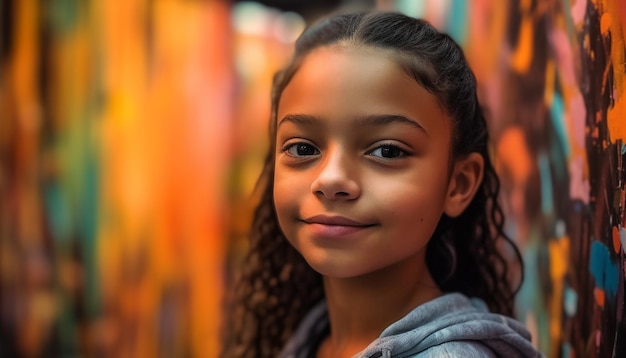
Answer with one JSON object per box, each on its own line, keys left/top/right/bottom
{"left": 281, "top": 142, "right": 320, "bottom": 157}
{"left": 367, "top": 143, "right": 409, "bottom": 159}
{"left": 281, "top": 142, "right": 410, "bottom": 159}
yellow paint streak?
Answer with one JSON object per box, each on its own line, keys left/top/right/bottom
{"left": 548, "top": 237, "right": 569, "bottom": 358}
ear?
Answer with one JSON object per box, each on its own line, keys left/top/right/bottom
{"left": 444, "top": 152, "right": 484, "bottom": 218}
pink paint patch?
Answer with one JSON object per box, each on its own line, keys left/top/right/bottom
{"left": 570, "top": 0, "right": 587, "bottom": 27}
{"left": 570, "top": 93, "right": 586, "bottom": 148}
{"left": 569, "top": 157, "right": 591, "bottom": 204}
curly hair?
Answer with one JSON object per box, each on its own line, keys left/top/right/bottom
{"left": 221, "top": 11, "right": 524, "bottom": 358}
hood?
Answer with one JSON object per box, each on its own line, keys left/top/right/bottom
{"left": 358, "top": 293, "right": 540, "bottom": 357}
{"left": 279, "top": 293, "right": 541, "bottom": 358}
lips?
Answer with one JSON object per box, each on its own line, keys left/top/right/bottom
{"left": 303, "top": 215, "right": 371, "bottom": 226}
{"left": 301, "top": 215, "right": 375, "bottom": 237}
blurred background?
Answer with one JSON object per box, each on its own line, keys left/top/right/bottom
{"left": 1, "top": 0, "right": 625, "bottom": 357}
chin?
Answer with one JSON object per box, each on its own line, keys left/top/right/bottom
{"left": 304, "top": 259, "right": 370, "bottom": 279}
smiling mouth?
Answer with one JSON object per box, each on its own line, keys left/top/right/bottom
{"left": 302, "top": 214, "right": 374, "bottom": 227}
{"left": 301, "top": 215, "right": 376, "bottom": 237}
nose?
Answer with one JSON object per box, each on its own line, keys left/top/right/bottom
{"left": 310, "top": 149, "right": 360, "bottom": 200}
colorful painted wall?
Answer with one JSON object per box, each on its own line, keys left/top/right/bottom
{"left": 1, "top": 1, "right": 233, "bottom": 356}
{"left": 399, "top": 0, "right": 626, "bottom": 356}
{"left": 1, "top": 0, "right": 625, "bottom": 357}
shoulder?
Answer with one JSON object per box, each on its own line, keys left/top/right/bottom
{"left": 415, "top": 341, "right": 497, "bottom": 357}
{"left": 358, "top": 293, "right": 543, "bottom": 358}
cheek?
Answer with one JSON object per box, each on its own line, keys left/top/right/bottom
{"left": 376, "top": 181, "right": 448, "bottom": 225}
{"left": 273, "top": 171, "right": 304, "bottom": 222}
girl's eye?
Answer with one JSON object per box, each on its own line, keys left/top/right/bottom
{"left": 283, "top": 143, "right": 320, "bottom": 157}
{"left": 368, "top": 144, "right": 407, "bottom": 159}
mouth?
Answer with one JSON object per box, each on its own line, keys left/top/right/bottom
{"left": 300, "top": 215, "right": 375, "bottom": 238}
{"left": 302, "top": 214, "right": 374, "bottom": 227}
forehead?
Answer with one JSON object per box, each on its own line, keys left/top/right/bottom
{"left": 277, "top": 45, "right": 450, "bottom": 135}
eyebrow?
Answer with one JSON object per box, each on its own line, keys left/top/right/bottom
{"left": 278, "top": 113, "right": 428, "bottom": 135}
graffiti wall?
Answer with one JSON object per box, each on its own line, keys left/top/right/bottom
{"left": 388, "top": 0, "right": 625, "bottom": 356}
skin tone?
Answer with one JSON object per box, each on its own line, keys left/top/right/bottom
{"left": 273, "top": 44, "right": 484, "bottom": 358}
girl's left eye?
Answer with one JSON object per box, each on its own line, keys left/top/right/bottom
{"left": 368, "top": 144, "right": 407, "bottom": 159}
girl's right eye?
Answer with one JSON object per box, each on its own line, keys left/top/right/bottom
{"left": 282, "top": 143, "right": 320, "bottom": 157}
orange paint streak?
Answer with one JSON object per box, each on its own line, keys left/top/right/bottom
{"left": 608, "top": 97, "right": 626, "bottom": 142}
{"left": 601, "top": 0, "right": 626, "bottom": 142}
{"left": 613, "top": 226, "right": 622, "bottom": 253}
{"left": 544, "top": 59, "right": 556, "bottom": 105}
{"left": 594, "top": 287, "right": 606, "bottom": 307}
{"left": 511, "top": 15, "right": 534, "bottom": 73}
{"left": 600, "top": 12, "right": 612, "bottom": 35}
{"left": 497, "top": 128, "right": 532, "bottom": 182}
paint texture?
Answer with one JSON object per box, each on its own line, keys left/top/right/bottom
{"left": 0, "top": 1, "right": 231, "bottom": 356}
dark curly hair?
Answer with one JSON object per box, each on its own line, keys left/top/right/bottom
{"left": 222, "top": 11, "right": 524, "bottom": 358}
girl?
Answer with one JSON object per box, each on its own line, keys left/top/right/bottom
{"left": 223, "top": 11, "right": 541, "bottom": 358}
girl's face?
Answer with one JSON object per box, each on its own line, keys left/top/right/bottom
{"left": 273, "top": 45, "right": 456, "bottom": 279}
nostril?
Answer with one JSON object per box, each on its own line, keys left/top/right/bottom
{"left": 314, "top": 190, "right": 350, "bottom": 198}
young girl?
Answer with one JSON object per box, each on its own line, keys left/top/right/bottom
{"left": 223, "top": 11, "right": 541, "bottom": 358}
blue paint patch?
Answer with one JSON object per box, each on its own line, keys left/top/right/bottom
{"left": 538, "top": 153, "right": 554, "bottom": 215}
{"left": 555, "top": 219, "right": 566, "bottom": 237}
{"left": 396, "top": 0, "right": 426, "bottom": 19}
{"left": 563, "top": 286, "right": 577, "bottom": 317}
{"left": 589, "top": 241, "right": 619, "bottom": 298}
{"left": 549, "top": 93, "right": 571, "bottom": 157}
{"left": 447, "top": 0, "right": 468, "bottom": 45}
{"left": 562, "top": 343, "right": 571, "bottom": 358}
{"left": 621, "top": 143, "right": 626, "bottom": 155}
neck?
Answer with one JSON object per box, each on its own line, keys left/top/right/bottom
{"left": 318, "top": 254, "right": 441, "bottom": 357}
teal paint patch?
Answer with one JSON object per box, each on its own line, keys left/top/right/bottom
{"left": 44, "top": 183, "right": 73, "bottom": 244}
{"left": 447, "top": 0, "right": 468, "bottom": 45}
{"left": 47, "top": 0, "right": 80, "bottom": 34}
{"left": 589, "top": 241, "right": 619, "bottom": 298}
{"left": 538, "top": 153, "right": 554, "bottom": 215}
{"left": 564, "top": 286, "right": 578, "bottom": 317}
{"left": 550, "top": 93, "right": 571, "bottom": 157}
{"left": 397, "top": 0, "right": 427, "bottom": 19}
{"left": 562, "top": 343, "right": 571, "bottom": 358}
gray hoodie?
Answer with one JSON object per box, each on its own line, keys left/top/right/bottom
{"left": 279, "top": 293, "right": 542, "bottom": 357}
